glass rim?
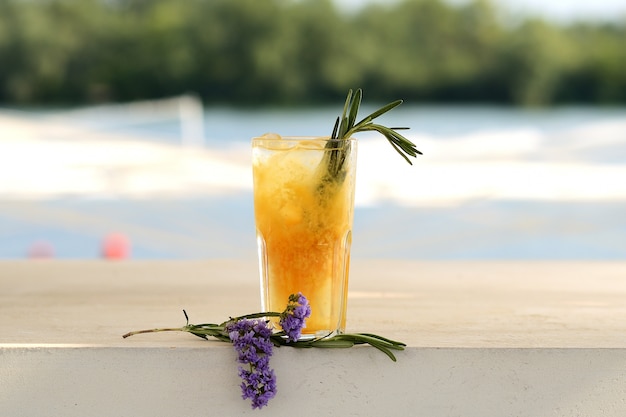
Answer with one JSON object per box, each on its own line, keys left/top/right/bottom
{"left": 252, "top": 136, "right": 357, "bottom": 151}
{"left": 252, "top": 135, "right": 356, "bottom": 141}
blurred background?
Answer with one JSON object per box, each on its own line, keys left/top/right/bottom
{"left": 0, "top": 0, "right": 625, "bottom": 260}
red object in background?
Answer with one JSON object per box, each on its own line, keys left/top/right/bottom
{"left": 102, "top": 233, "right": 131, "bottom": 259}
{"left": 27, "top": 240, "right": 55, "bottom": 259}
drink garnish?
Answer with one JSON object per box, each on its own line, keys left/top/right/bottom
{"left": 322, "top": 88, "right": 421, "bottom": 182}
{"left": 123, "top": 293, "right": 406, "bottom": 409}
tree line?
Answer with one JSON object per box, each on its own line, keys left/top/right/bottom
{"left": 0, "top": 0, "right": 625, "bottom": 106}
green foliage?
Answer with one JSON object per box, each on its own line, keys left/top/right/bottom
{"left": 0, "top": 0, "right": 624, "bottom": 105}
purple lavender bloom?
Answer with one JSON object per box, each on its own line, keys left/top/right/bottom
{"left": 225, "top": 319, "right": 276, "bottom": 409}
{"left": 279, "top": 292, "right": 312, "bottom": 342}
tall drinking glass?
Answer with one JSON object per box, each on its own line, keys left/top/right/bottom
{"left": 252, "top": 135, "right": 357, "bottom": 338}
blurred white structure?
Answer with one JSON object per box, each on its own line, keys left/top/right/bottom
{"left": 0, "top": 96, "right": 247, "bottom": 200}
{"left": 177, "top": 94, "right": 205, "bottom": 148}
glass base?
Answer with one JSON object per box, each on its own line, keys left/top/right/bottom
{"left": 295, "top": 329, "right": 343, "bottom": 341}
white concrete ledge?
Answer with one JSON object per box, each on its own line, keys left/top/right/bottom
{"left": 1, "top": 260, "right": 626, "bottom": 416}
{"left": 4, "top": 346, "right": 625, "bottom": 416}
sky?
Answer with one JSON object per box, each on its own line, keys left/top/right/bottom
{"left": 336, "top": 0, "right": 626, "bottom": 22}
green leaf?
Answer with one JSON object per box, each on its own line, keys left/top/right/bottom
{"left": 346, "top": 88, "right": 362, "bottom": 133}
{"left": 331, "top": 116, "right": 340, "bottom": 139}
{"left": 352, "top": 99, "right": 403, "bottom": 129}
{"left": 357, "top": 333, "right": 407, "bottom": 347}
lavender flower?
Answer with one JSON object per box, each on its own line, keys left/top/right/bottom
{"left": 225, "top": 318, "right": 276, "bottom": 409}
{"left": 123, "top": 292, "right": 406, "bottom": 410}
{"left": 279, "top": 292, "right": 312, "bottom": 342}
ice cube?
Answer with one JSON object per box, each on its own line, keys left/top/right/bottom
{"left": 260, "top": 132, "right": 282, "bottom": 140}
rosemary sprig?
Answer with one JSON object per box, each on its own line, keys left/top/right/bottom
{"left": 322, "top": 88, "right": 421, "bottom": 182}
{"left": 287, "top": 332, "right": 406, "bottom": 362}
{"left": 123, "top": 310, "right": 406, "bottom": 361}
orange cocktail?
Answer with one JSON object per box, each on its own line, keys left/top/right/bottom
{"left": 252, "top": 135, "right": 357, "bottom": 337}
